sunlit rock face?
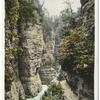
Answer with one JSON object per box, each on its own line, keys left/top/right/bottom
{"left": 39, "top": 67, "right": 57, "bottom": 85}
{"left": 39, "top": 31, "right": 57, "bottom": 85}
{"left": 18, "top": 25, "right": 45, "bottom": 97}
{"left": 5, "top": 81, "right": 25, "bottom": 100}
{"left": 39, "top": 52, "right": 57, "bottom": 84}
{"left": 5, "top": 0, "right": 45, "bottom": 99}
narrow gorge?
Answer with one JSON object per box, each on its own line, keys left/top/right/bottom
{"left": 5, "top": 0, "right": 94, "bottom": 100}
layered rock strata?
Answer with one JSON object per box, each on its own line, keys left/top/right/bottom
{"left": 39, "top": 31, "right": 57, "bottom": 85}
{"left": 5, "top": 0, "right": 45, "bottom": 99}
{"left": 18, "top": 25, "right": 45, "bottom": 97}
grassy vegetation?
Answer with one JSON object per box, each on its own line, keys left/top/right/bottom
{"left": 42, "top": 82, "right": 64, "bottom": 100}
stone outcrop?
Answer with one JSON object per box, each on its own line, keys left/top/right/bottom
{"left": 80, "top": 0, "right": 94, "bottom": 99}
{"left": 58, "top": 0, "right": 94, "bottom": 100}
{"left": 81, "top": 0, "right": 94, "bottom": 35}
{"left": 64, "top": 0, "right": 94, "bottom": 100}
{"left": 39, "top": 67, "right": 57, "bottom": 85}
{"left": 5, "top": 0, "right": 45, "bottom": 99}
{"left": 18, "top": 24, "right": 44, "bottom": 97}
{"left": 39, "top": 31, "right": 57, "bottom": 85}
{"left": 5, "top": 81, "right": 25, "bottom": 100}
{"left": 5, "top": 0, "right": 26, "bottom": 99}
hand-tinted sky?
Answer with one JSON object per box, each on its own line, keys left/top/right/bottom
{"left": 39, "top": 0, "right": 81, "bottom": 16}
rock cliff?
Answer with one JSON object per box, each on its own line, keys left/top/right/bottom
{"left": 5, "top": 0, "right": 26, "bottom": 99}
{"left": 5, "top": 0, "right": 94, "bottom": 100}
{"left": 39, "top": 31, "right": 57, "bottom": 85}
{"left": 5, "top": 0, "right": 45, "bottom": 99}
{"left": 18, "top": 24, "right": 44, "bottom": 97}
{"left": 81, "top": 0, "right": 94, "bottom": 34}
{"left": 58, "top": 0, "right": 94, "bottom": 100}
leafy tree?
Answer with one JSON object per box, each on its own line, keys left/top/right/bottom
{"left": 59, "top": 27, "right": 94, "bottom": 80}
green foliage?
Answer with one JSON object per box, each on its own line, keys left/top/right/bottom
{"left": 18, "top": 0, "right": 44, "bottom": 26}
{"left": 49, "top": 82, "right": 62, "bottom": 96}
{"left": 61, "top": 27, "right": 72, "bottom": 37}
{"left": 5, "top": 0, "right": 19, "bottom": 30}
{"left": 42, "top": 96, "right": 52, "bottom": 100}
{"left": 5, "top": 0, "right": 19, "bottom": 91}
{"left": 42, "top": 82, "right": 63, "bottom": 100}
{"left": 59, "top": 27, "right": 94, "bottom": 73}
{"left": 5, "top": 46, "right": 23, "bottom": 71}
{"left": 5, "top": 0, "right": 19, "bottom": 43}
{"left": 18, "top": 0, "right": 37, "bottom": 24}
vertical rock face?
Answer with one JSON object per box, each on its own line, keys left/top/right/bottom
{"left": 19, "top": 25, "right": 45, "bottom": 97}
{"left": 39, "top": 31, "right": 57, "bottom": 85}
{"left": 5, "top": 81, "right": 25, "bottom": 100}
{"left": 5, "top": 0, "right": 45, "bottom": 99}
{"left": 80, "top": 0, "right": 94, "bottom": 99}
{"left": 70, "top": 0, "right": 94, "bottom": 99}
{"left": 59, "top": 0, "right": 94, "bottom": 100}
{"left": 81, "top": 0, "right": 94, "bottom": 35}
{"left": 5, "top": 0, "right": 26, "bottom": 99}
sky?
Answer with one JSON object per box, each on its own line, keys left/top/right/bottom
{"left": 39, "top": 0, "right": 81, "bottom": 16}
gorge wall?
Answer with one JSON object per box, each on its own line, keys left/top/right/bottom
{"left": 5, "top": 0, "right": 95, "bottom": 100}
{"left": 18, "top": 24, "right": 44, "bottom": 97}
{"left": 39, "top": 31, "right": 57, "bottom": 85}
{"left": 5, "top": 0, "right": 45, "bottom": 99}
{"left": 5, "top": 0, "right": 57, "bottom": 99}
{"left": 59, "top": 0, "right": 94, "bottom": 100}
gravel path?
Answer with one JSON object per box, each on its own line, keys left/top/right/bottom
{"left": 60, "top": 80, "right": 78, "bottom": 100}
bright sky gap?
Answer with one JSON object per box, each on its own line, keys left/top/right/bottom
{"left": 39, "top": 0, "right": 81, "bottom": 16}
